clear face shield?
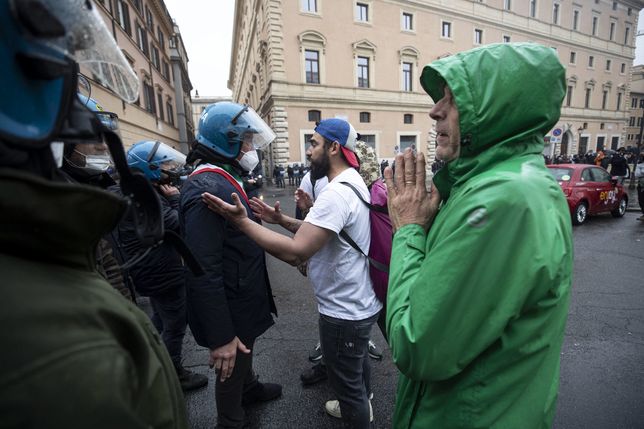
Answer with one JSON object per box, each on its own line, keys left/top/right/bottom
{"left": 232, "top": 106, "right": 276, "bottom": 151}
{"left": 35, "top": 0, "right": 139, "bottom": 103}
{"left": 149, "top": 144, "right": 187, "bottom": 184}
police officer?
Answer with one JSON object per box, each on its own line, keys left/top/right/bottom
{"left": 0, "top": 0, "right": 188, "bottom": 427}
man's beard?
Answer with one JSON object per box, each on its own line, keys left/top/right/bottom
{"left": 309, "top": 152, "right": 330, "bottom": 182}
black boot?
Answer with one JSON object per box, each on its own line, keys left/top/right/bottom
{"left": 242, "top": 381, "right": 282, "bottom": 406}
{"left": 176, "top": 366, "right": 208, "bottom": 391}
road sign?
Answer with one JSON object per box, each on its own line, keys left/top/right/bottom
{"left": 553, "top": 128, "right": 562, "bottom": 137}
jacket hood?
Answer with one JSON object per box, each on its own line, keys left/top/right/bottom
{"left": 420, "top": 43, "right": 565, "bottom": 199}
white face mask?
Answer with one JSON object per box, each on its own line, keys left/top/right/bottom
{"left": 72, "top": 149, "right": 112, "bottom": 173}
{"left": 238, "top": 149, "right": 259, "bottom": 172}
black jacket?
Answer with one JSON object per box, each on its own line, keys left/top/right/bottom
{"left": 610, "top": 154, "right": 629, "bottom": 176}
{"left": 180, "top": 168, "right": 276, "bottom": 350}
{"left": 110, "top": 186, "right": 184, "bottom": 296}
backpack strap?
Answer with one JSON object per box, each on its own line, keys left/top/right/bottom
{"left": 191, "top": 165, "right": 250, "bottom": 206}
{"left": 339, "top": 230, "right": 389, "bottom": 273}
{"left": 340, "top": 181, "right": 388, "bottom": 214}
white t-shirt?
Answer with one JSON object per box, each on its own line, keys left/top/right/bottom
{"left": 299, "top": 172, "right": 328, "bottom": 201}
{"left": 304, "top": 168, "right": 382, "bottom": 320}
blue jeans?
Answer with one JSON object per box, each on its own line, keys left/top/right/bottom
{"left": 319, "top": 312, "right": 378, "bottom": 428}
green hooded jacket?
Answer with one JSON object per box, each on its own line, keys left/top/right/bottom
{"left": 0, "top": 169, "right": 188, "bottom": 429}
{"left": 386, "top": 43, "right": 573, "bottom": 428}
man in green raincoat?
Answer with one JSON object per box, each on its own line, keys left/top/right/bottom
{"left": 384, "top": 43, "right": 573, "bottom": 428}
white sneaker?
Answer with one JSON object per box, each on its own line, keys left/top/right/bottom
{"left": 324, "top": 399, "right": 373, "bottom": 422}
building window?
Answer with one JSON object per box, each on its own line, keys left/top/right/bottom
{"left": 360, "top": 111, "right": 371, "bottom": 123}
{"left": 157, "top": 93, "right": 164, "bottom": 121}
{"left": 305, "top": 50, "right": 320, "bottom": 84}
{"left": 600, "top": 122, "right": 605, "bottom": 130}
{"left": 621, "top": 63, "right": 626, "bottom": 74}
{"left": 357, "top": 56, "right": 369, "bottom": 88}
{"left": 356, "top": 2, "right": 369, "bottom": 22}
{"left": 399, "top": 135, "right": 417, "bottom": 152}
{"left": 552, "top": 3, "right": 560, "bottom": 24}
{"left": 402, "top": 62, "right": 412, "bottom": 92}
{"left": 588, "top": 56, "right": 594, "bottom": 68}
{"left": 605, "top": 59, "right": 611, "bottom": 71}
{"left": 602, "top": 90, "right": 608, "bottom": 109}
{"left": 612, "top": 1, "right": 617, "bottom": 10}
{"left": 151, "top": 46, "right": 160, "bottom": 70}
{"left": 617, "top": 92, "right": 622, "bottom": 110}
{"left": 143, "top": 82, "right": 156, "bottom": 114}
{"left": 566, "top": 85, "right": 573, "bottom": 106}
{"left": 361, "top": 134, "right": 376, "bottom": 150}
{"left": 474, "top": 28, "right": 483, "bottom": 45}
{"left": 639, "top": 99, "right": 644, "bottom": 108}
{"left": 157, "top": 27, "right": 165, "bottom": 51}
{"left": 628, "top": 7, "right": 632, "bottom": 16}
{"left": 441, "top": 21, "right": 452, "bottom": 38}
{"left": 530, "top": 0, "right": 537, "bottom": 18}
{"left": 572, "top": 10, "right": 580, "bottom": 31}
{"left": 162, "top": 60, "right": 170, "bottom": 80}
{"left": 625, "top": 27, "right": 631, "bottom": 45}
{"left": 503, "top": 35, "right": 511, "bottom": 43}
{"left": 592, "top": 16, "right": 598, "bottom": 36}
{"left": 609, "top": 22, "right": 616, "bottom": 41}
{"left": 402, "top": 12, "right": 413, "bottom": 31}
{"left": 116, "top": 0, "right": 131, "bottom": 36}
{"left": 504, "top": 0, "right": 511, "bottom": 11}
{"left": 145, "top": 5, "right": 154, "bottom": 29}
{"left": 632, "top": 97, "right": 638, "bottom": 108}
{"left": 308, "top": 110, "right": 321, "bottom": 122}
{"left": 404, "top": 114, "right": 413, "bottom": 124}
{"left": 166, "top": 101, "right": 174, "bottom": 126}
{"left": 301, "top": 0, "right": 317, "bottom": 12}
{"left": 630, "top": 117, "right": 635, "bottom": 126}
{"left": 570, "top": 51, "right": 576, "bottom": 64}
{"left": 136, "top": 23, "right": 149, "bottom": 57}
{"left": 132, "top": 0, "right": 142, "bottom": 13}
{"left": 585, "top": 88, "right": 591, "bottom": 108}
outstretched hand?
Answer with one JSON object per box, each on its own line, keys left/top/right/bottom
{"left": 294, "top": 189, "right": 313, "bottom": 212}
{"left": 249, "top": 197, "right": 283, "bottom": 224}
{"left": 202, "top": 192, "right": 248, "bottom": 226}
{"left": 384, "top": 148, "right": 441, "bottom": 233}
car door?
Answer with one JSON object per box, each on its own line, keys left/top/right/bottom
{"left": 579, "top": 167, "right": 598, "bottom": 211}
{"left": 589, "top": 167, "right": 615, "bottom": 214}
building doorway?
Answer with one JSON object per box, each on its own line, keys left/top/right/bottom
{"left": 578, "top": 136, "right": 588, "bottom": 155}
{"left": 610, "top": 136, "right": 619, "bottom": 150}
{"left": 560, "top": 132, "right": 570, "bottom": 155}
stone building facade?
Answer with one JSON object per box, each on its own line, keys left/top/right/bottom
{"left": 90, "top": 0, "right": 193, "bottom": 152}
{"left": 228, "top": 0, "right": 644, "bottom": 170}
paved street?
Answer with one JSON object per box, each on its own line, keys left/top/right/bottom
{"left": 179, "top": 184, "right": 644, "bottom": 429}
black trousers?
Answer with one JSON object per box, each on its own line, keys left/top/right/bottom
{"left": 215, "top": 338, "right": 258, "bottom": 428}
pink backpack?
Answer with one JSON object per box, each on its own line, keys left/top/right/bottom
{"left": 340, "top": 179, "right": 392, "bottom": 302}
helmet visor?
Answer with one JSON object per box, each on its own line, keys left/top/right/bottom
{"left": 155, "top": 145, "right": 186, "bottom": 175}
{"left": 236, "top": 106, "right": 276, "bottom": 150}
{"left": 38, "top": 0, "right": 140, "bottom": 103}
{"left": 96, "top": 111, "right": 119, "bottom": 131}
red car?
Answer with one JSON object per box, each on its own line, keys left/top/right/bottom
{"left": 547, "top": 164, "right": 628, "bottom": 225}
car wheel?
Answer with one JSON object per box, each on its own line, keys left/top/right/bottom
{"left": 611, "top": 197, "right": 627, "bottom": 218}
{"left": 572, "top": 202, "right": 588, "bottom": 225}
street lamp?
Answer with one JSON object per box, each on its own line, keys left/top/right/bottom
{"left": 577, "top": 126, "right": 584, "bottom": 157}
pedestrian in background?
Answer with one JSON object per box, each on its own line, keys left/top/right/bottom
{"left": 609, "top": 147, "right": 629, "bottom": 183}
{"left": 384, "top": 43, "right": 573, "bottom": 428}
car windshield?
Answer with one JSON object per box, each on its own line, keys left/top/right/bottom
{"left": 548, "top": 167, "right": 573, "bottom": 182}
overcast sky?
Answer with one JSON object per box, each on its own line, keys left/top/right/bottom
{"left": 164, "top": 0, "right": 234, "bottom": 97}
{"left": 166, "top": 3, "right": 644, "bottom": 97}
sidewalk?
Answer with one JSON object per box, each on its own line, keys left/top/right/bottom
{"left": 625, "top": 181, "right": 641, "bottom": 213}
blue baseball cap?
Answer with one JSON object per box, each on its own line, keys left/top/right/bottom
{"left": 314, "top": 118, "right": 360, "bottom": 168}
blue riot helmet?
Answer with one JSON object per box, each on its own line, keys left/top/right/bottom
{"left": 194, "top": 102, "right": 276, "bottom": 161}
{"left": 127, "top": 141, "right": 187, "bottom": 183}
{"left": 0, "top": 0, "right": 138, "bottom": 149}
{"left": 78, "top": 94, "right": 120, "bottom": 131}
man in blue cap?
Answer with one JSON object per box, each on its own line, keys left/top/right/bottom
{"left": 203, "top": 118, "right": 382, "bottom": 428}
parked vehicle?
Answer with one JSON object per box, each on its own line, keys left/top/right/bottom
{"left": 547, "top": 164, "right": 628, "bottom": 225}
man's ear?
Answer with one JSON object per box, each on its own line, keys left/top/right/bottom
{"left": 328, "top": 141, "right": 341, "bottom": 156}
